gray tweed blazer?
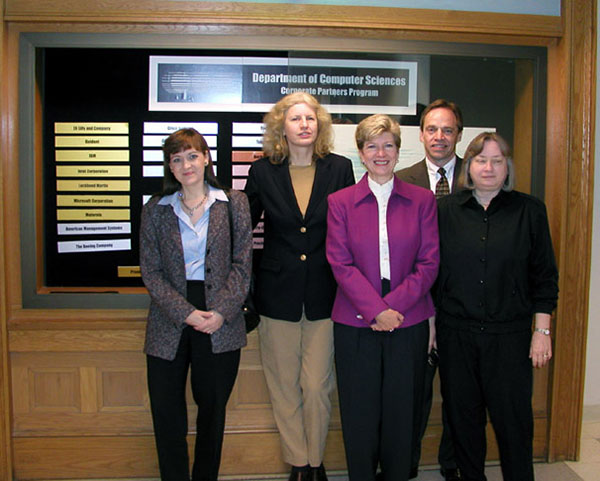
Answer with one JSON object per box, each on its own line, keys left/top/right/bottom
{"left": 140, "top": 189, "right": 252, "bottom": 360}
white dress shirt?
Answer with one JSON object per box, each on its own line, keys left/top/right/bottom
{"left": 425, "top": 156, "right": 457, "bottom": 194}
{"left": 367, "top": 175, "right": 394, "bottom": 281}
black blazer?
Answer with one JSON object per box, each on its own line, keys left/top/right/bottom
{"left": 245, "top": 153, "right": 355, "bottom": 321}
{"left": 396, "top": 157, "right": 463, "bottom": 192}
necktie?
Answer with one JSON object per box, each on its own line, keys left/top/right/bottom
{"left": 435, "top": 167, "right": 450, "bottom": 199}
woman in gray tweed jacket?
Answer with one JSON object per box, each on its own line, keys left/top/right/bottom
{"left": 140, "top": 128, "right": 252, "bottom": 481}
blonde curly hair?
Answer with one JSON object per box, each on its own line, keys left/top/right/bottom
{"left": 262, "top": 92, "right": 334, "bottom": 165}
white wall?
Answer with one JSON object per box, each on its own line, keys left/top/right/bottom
{"left": 584, "top": 4, "right": 600, "bottom": 406}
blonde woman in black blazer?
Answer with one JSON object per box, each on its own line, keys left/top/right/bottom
{"left": 140, "top": 129, "right": 252, "bottom": 481}
{"left": 245, "top": 93, "right": 354, "bottom": 481}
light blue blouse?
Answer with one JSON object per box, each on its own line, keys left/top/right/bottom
{"left": 158, "top": 185, "right": 229, "bottom": 280}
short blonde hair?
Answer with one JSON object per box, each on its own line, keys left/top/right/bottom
{"left": 262, "top": 92, "right": 333, "bottom": 164}
{"left": 459, "top": 131, "right": 515, "bottom": 192}
{"left": 355, "top": 114, "right": 401, "bottom": 151}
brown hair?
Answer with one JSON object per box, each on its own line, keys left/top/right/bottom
{"left": 420, "top": 99, "right": 464, "bottom": 133}
{"left": 459, "top": 131, "right": 515, "bottom": 191}
{"left": 161, "top": 128, "right": 224, "bottom": 195}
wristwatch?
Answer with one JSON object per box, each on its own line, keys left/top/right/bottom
{"left": 534, "top": 328, "right": 551, "bottom": 336}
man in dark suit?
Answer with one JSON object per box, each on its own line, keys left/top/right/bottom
{"left": 396, "top": 99, "right": 464, "bottom": 481}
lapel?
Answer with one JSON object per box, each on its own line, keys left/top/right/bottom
{"left": 415, "top": 159, "right": 431, "bottom": 189}
{"left": 451, "top": 156, "right": 463, "bottom": 192}
{"left": 304, "top": 156, "right": 331, "bottom": 220}
{"left": 155, "top": 203, "right": 186, "bottom": 278}
{"left": 272, "top": 158, "right": 304, "bottom": 222}
{"left": 206, "top": 200, "right": 225, "bottom": 255}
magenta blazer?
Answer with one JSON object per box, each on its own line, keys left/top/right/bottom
{"left": 326, "top": 174, "right": 440, "bottom": 328}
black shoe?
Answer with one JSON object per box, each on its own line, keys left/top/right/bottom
{"left": 310, "top": 463, "right": 328, "bottom": 481}
{"left": 440, "top": 467, "right": 462, "bottom": 480}
{"left": 289, "top": 465, "right": 310, "bottom": 481}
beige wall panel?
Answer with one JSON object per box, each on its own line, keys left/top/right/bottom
{"left": 80, "top": 367, "right": 98, "bottom": 413}
{"left": 12, "top": 430, "right": 347, "bottom": 479}
{"left": 9, "top": 329, "right": 144, "bottom": 352}
{"left": 11, "top": 366, "right": 29, "bottom": 415}
{"left": 99, "top": 368, "right": 147, "bottom": 411}
{"left": 11, "top": 420, "right": 546, "bottom": 479}
{"left": 11, "top": 351, "right": 153, "bottom": 436}
{"left": 233, "top": 368, "right": 272, "bottom": 408}
{"left": 13, "top": 436, "right": 159, "bottom": 479}
{"left": 13, "top": 411, "right": 154, "bottom": 437}
{"left": 30, "top": 369, "right": 79, "bottom": 412}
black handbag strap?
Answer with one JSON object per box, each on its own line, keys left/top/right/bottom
{"left": 224, "top": 191, "right": 234, "bottom": 258}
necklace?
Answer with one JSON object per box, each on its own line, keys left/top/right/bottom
{"left": 178, "top": 191, "right": 207, "bottom": 217}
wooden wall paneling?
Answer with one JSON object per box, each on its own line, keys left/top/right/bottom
{"left": 0, "top": 0, "right": 14, "bottom": 479}
{"left": 545, "top": 0, "right": 596, "bottom": 461}
{"left": 11, "top": 350, "right": 152, "bottom": 436}
{"left": 11, "top": 430, "right": 344, "bottom": 479}
{"left": 512, "top": 58, "right": 553, "bottom": 458}
{"left": 3, "top": 0, "right": 562, "bottom": 38}
{"left": 5, "top": 23, "right": 24, "bottom": 315}
{"left": 514, "top": 59, "right": 534, "bottom": 193}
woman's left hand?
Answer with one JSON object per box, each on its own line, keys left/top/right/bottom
{"left": 530, "top": 331, "right": 552, "bottom": 368}
{"left": 428, "top": 316, "right": 437, "bottom": 353}
{"left": 194, "top": 310, "right": 225, "bottom": 334}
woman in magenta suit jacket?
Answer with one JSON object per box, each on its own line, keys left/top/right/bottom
{"left": 326, "top": 115, "right": 440, "bottom": 481}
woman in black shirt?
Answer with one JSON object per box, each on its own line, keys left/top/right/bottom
{"left": 436, "top": 132, "right": 558, "bottom": 481}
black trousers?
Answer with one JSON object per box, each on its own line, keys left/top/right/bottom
{"left": 147, "top": 281, "right": 241, "bottom": 481}
{"left": 411, "top": 336, "right": 456, "bottom": 471}
{"left": 334, "top": 320, "right": 428, "bottom": 481}
{"left": 437, "top": 325, "right": 534, "bottom": 481}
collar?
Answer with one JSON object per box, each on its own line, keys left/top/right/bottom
{"left": 425, "top": 156, "right": 456, "bottom": 176}
{"left": 354, "top": 173, "right": 413, "bottom": 205}
{"left": 367, "top": 175, "right": 394, "bottom": 197}
{"left": 457, "top": 188, "right": 512, "bottom": 208}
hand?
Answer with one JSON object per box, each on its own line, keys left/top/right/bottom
{"left": 184, "top": 309, "right": 206, "bottom": 329}
{"left": 371, "top": 309, "right": 404, "bottom": 332}
{"left": 185, "top": 310, "right": 224, "bottom": 334}
{"left": 428, "top": 316, "right": 437, "bottom": 353}
{"left": 530, "top": 331, "right": 552, "bottom": 368}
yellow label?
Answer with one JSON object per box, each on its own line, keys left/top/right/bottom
{"left": 118, "top": 266, "right": 142, "bottom": 278}
{"left": 57, "top": 180, "right": 130, "bottom": 191}
{"left": 56, "top": 165, "right": 130, "bottom": 178}
{"left": 57, "top": 195, "right": 130, "bottom": 207}
{"left": 55, "top": 150, "right": 130, "bottom": 162}
{"left": 54, "top": 123, "right": 129, "bottom": 134}
{"left": 57, "top": 209, "right": 131, "bottom": 221}
{"left": 55, "top": 136, "right": 129, "bottom": 148}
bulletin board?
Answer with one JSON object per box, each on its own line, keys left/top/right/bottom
{"left": 22, "top": 38, "right": 545, "bottom": 307}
